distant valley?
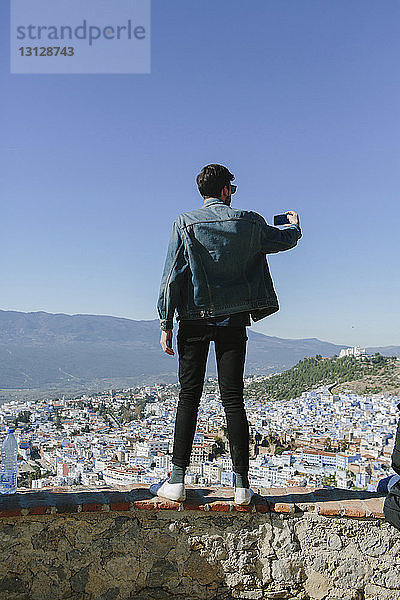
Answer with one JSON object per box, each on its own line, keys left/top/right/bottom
{"left": 0, "top": 310, "right": 398, "bottom": 400}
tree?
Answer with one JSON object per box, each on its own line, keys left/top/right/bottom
{"left": 211, "top": 436, "right": 226, "bottom": 459}
{"left": 15, "top": 410, "right": 32, "bottom": 424}
{"left": 322, "top": 474, "right": 337, "bottom": 487}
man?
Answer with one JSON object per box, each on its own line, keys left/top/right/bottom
{"left": 150, "top": 164, "right": 301, "bottom": 505}
{"left": 379, "top": 405, "right": 400, "bottom": 531}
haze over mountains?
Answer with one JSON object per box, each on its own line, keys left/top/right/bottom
{"left": 0, "top": 310, "right": 398, "bottom": 393}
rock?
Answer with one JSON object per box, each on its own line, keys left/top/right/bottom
{"left": 236, "top": 531, "right": 258, "bottom": 551}
{"left": 304, "top": 569, "right": 332, "bottom": 600}
{"left": 271, "top": 519, "right": 300, "bottom": 558}
{"left": 146, "top": 558, "right": 180, "bottom": 589}
{"left": 358, "top": 531, "right": 389, "bottom": 557}
{"left": 365, "top": 583, "right": 399, "bottom": 599}
{"left": 258, "top": 523, "right": 275, "bottom": 559}
{"left": 272, "top": 559, "right": 306, "bottom": 584}
{"left": 0, "top": 574, "right": 29, "bottom": 594}
{"left": 188, "top": 536, "right": 204, "bottom": 551}
{"left": 70, "top": 564, "right": 90, "bottom": 594}
{"left": 332, "top": 558, "right": 370, "bottom": 589}
{"left": 382, "top": 568, "right": 400, "bottom": 589}
{"left": 168, "top": 522, "right": 178, "bottom": 533}
{"left": 231, "top": 590, "right": 263, "bottom": 599}
{"left": 225, "top": 572, "right": 261, "bottom": 590}
{"left": 325, "top": 591, "right": 363, "bottom": 600}
{"left": 327, "top": 534, "right": 343, "bottom": 551}
{"left": 184, "top": 552, "right": 220, "bottom": 586}
{"left": 103, "top": 553, "right": 141, "bottom": 583}
{"left": 144, "top": 532, "right": 174, "bottom": 558}
{"left": 99, "top": 587, "right": 120, "bottom": 600}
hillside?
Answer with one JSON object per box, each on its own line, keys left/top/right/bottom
{"left": 331, "top": 359, "right": 400, "bottom": 396}
{"left": 245, "top": 353, "right": 399, "bottom": 402}
{"left": 0, "top": 310, "right": 398, "bottom": 396}
{"left": 0, "top": 310, "right": 346, "bottom": 392}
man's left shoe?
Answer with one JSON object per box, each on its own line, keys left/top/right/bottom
{"left": 149, "top": 478, "right": 186, "bottom": 502}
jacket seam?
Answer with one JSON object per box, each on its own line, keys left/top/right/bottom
{"left": 162, "top": 234, "right": 184, "bottom": 321}
{"left": 197, "top": 252, "right": 213, "bottom": 309}
{"left": 177, "top": 299, "right": 279, "bottom": 314}
{"left": 244, "top": 222, "right": 254, "bottom": 300}
{"left": 180, "top": 217, "right": 258, "bottom": 229}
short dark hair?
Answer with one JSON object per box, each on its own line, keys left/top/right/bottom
{"left": 196, "top": 164, "right": 235, "bottom": 199}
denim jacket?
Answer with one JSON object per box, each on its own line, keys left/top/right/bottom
{"left": 157, "top": 198, "right": 302, "bottom": 330}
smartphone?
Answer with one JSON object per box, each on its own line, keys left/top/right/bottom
{"left": 273, "top": 213, "right": 290, "bottom": 226}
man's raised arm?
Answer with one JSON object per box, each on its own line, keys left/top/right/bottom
{"left": 256, "top": 210, "right": 302, "bottom": 254}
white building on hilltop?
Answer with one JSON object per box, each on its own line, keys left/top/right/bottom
{"left": 339, "top": 346, "right": 366, "bottom": 358}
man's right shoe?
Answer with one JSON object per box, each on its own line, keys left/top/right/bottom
{"left": 234, "top": 487, "right": 254, "bottom": 506}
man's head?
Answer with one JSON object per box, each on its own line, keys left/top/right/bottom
{"left": 196, "top": 164, "right": 235, "bottom": 204}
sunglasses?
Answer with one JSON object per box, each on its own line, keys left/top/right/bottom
{"left": 230, "top": 184, "right": 237, "bottom": 194}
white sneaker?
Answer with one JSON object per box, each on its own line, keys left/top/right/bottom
{"left": 149, "top": 478, "right": 186, "bottom": 502}
{"left": 234, "top": 487, "right": 254, "bottom": 506}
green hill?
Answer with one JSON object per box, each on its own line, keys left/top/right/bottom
{"left": 244, "top": 353, "right": 399, "bottom": 402}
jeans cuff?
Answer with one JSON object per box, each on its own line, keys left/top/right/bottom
{"left": 172, "top": 459, "right": 189, "bottom": 469}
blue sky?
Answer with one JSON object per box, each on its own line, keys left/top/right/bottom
{"left": 1, "top": 0, "right": 399, "bottom": 347}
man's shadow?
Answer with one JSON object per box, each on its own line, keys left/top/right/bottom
{"left": 4, "top": 484, "right": 385, "bottom": 510}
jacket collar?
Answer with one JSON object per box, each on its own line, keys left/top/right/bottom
{"left": 203, "top": 197, "right": 228, "bottom": 207}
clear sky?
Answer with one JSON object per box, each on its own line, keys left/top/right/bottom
{"left": 1, "top": 0, "right": 399, "bottom": 347}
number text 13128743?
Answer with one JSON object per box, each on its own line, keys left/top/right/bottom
{"left": 18, "top": 47, "right": 75, "bottom": 56}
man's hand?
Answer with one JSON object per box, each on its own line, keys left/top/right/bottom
{"left": 284, "top": 210, "right": 300, "bottom": 227}
{"left": 160, "top": 329, "right": 174, "bottom": 355}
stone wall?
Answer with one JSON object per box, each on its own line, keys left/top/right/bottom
{"left": 1, "top": 484, "right": 399, "bottom": 600}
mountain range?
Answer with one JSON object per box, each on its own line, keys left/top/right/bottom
{"left": 0, "top": 310, "right": 398, "bottom": 395}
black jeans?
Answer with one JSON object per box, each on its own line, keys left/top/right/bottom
{"left": 173, "top": 322, "right": 249, "bottom": 475}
